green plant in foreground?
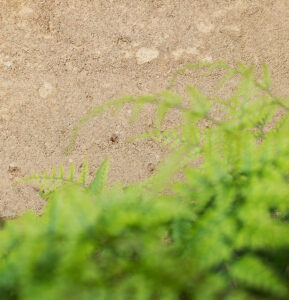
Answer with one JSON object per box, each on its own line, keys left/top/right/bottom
{"left": 0, "top": 62, "right": 289, "bottom": 300}
{"left": 16, "top": 157, "right": 109, "bottom": 200}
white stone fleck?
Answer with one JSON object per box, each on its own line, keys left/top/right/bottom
{"left": 136, "top": 47, "right": 159, "bottom": 64}
{"left": 196, "top": 21, "right": 215, "bottom": 33}
{"left": 172, "top": 49, "right": 185, "bottom": 59}
{"left": 39, "top": 81, "right": 53, "bottom": 99}
{"left": 4, "top": 61, "right": 12, "bottom": 67}
{"left": 19, "top": 7, "right": 34, "bottom": 16}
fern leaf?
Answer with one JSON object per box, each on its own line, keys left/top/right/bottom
{"left": 155, "top": 103, "right": 169, "bottom": 128}
{"left": 88, "top": 158, "right": 109, "bottom": 195}
{"left": 261, "top": 64, "right": 272, "bottom": 88}
{"left": 50, "top": 167, "right": 56, "bottom": 179}
{"left": 77, "top": 157, "right": 89, "bottom": 186}
{"left": 217, "top": 69, "right": 236, "bottom": 90}
{"left": 58, "top": 164, "right": 64, "bottom": 179}
{"left": 186, "top": 86, "right": 210, "bottom": 116}
{"left": 160, "top": 90, "right": 181, "bottom": 106}
{"left": 230, "top": 255, "right": 288, "bottom": 297}
{"left": 68, "top": 163, "right": 75, "bottom": 181}
{"left": 130, "top": 102, "right": 145, "bottom": 123}
{"left": 16, "top": 160, "right": 88, "bottom": 198}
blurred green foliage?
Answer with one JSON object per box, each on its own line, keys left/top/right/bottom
{"left": 0, "top": 63, "right": 288, "bottom": 300}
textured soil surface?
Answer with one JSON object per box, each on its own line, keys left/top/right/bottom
{"left": 1, "top": 0, "right": 288, "bottom": 217}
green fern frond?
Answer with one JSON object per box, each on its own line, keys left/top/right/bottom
{"left": 77, "top": 157, "right": 89, "bottom": 186}
{"left": 230, "top": 255, "right": 288, "bottom": 297}
{"left": 16, "top": 158, "right": 89, "bottom": 198}
{"left": 68, "top": 162, "right": 76, "bottom": 181}
{"left": 88, "top": 157, "right": 109, "bottom": 195}
{"left": 130, "top": 102, "right": 145, "bottom": 123}
{"left": 130, "top": 126, "right": 184, "bottom": 151}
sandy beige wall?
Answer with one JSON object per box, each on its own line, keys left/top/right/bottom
{"left": 0, "top": 0, "right": 288, "bottom": 216}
